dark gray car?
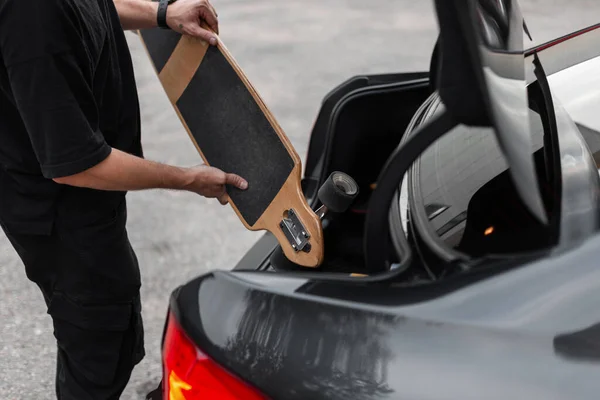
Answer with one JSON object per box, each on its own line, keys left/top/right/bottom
{"left": 147, "top": 1, "right": 600, "bottom": 399}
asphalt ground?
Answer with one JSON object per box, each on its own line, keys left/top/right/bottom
{"left": 1, "top": 1, "right": 599, "bottom": 398}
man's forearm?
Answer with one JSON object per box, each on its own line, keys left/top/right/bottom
{"left": 53, "top": 148, "right": 194, "bottom": 191}
{"left": 113, "top": 0, "right": 159, "bottom": 30}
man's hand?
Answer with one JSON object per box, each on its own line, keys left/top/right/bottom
{"left": 183, "top": 165, "right": 248, "bottom": 205}
{"left": 113, "top": 0, "right": 220, "bottom": 44}
{"left": 167, "top": 0, "right": 220, "bottom": 45}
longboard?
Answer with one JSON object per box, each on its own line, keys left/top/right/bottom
{"left": 137, "top": 26, "right": 324, "bottom": 268}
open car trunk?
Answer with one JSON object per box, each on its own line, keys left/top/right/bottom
{"left": 235, "top": 72, "right": 433, "bottom": 274}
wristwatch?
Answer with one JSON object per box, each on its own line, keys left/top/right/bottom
{"left": 154, "top": 0, "right": 177, "bottom": 29}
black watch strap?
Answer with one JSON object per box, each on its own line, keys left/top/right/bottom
{"left": 157, "top": 0, "right": 170, "bottom": 29}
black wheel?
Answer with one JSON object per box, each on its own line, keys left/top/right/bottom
{"left": 317, "top": 171, "right": 359, "bottom": 213}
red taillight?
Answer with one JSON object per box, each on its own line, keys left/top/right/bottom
{"left": 162, "top": 313, "right": 267, "bottom": 400}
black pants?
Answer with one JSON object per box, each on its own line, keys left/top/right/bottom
{"left": 1, "top": 198, "right": 145, "bottom": 399}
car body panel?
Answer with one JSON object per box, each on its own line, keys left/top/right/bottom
{"left": 547, "top": 55, "right": 600, "bottom": 147}
{"left": 525, "top": 24, "right": 600, "bottom": 84}
{"left": 551, "top": 94, "right": 600, "bottom": 244}
{"left": 475, "top": 0, "right": 549, "bottom": 225}
{"left": 171, "top": 18, "right": 600, "bottom": 400}
{"left": 173, "top": 229, "right": 600, "bottom": 400}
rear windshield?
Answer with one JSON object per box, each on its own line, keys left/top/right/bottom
{"left": 409, "top": 109, "right": 556, "bottom": 257}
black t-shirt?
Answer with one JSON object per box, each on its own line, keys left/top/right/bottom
{"left": 0, "top": 0, "right": 142, "bottom": 235}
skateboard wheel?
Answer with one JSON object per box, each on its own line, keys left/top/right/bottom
{"left": 318, "top": 171, "right": 359, "bottom": 213}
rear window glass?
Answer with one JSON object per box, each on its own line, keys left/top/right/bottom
{"left": 409, "top": 109, "right": 555, "bottom": 257}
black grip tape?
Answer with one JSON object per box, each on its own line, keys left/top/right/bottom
{"left": 176, "top": 46, "right": 295, "bottom": 226}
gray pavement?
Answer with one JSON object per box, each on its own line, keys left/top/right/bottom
{"left": 1, "top": 1, "right": 599, "bottom": 398}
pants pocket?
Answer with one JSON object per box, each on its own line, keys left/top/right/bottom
{"left": 48, "top": 292, "right": 137, "bottom": 388}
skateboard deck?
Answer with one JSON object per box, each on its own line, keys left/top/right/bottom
{"left": 137, "top": 27, "right": 324, "bottom": 267}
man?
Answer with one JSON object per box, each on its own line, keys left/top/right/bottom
{"left": 0, "top": 0, "right": 246, "bottom": 398}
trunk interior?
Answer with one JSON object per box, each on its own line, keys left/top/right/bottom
{"left": 269, "top": 73, "right": 433, "bottom": 274}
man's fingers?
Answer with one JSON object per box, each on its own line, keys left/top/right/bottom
{"left": 218, "top": 193, "right": 229, "bottom": 205}
{"left": 199, "top": 3, "right": 219, "bottom": 35}
{"left": 188, "top": 25, "right": 218, "bottom": 46}
{"left": 206, "top": 9, "right": 219, "bottom": 34}
{"left": 207, "top": 2, "right": 219, "bottom": 30}
{"left": 205, "top": 0, "right": 218, "bottom": 16}
{"left": 225, "top": 173, "right": 248, "bottom": 190}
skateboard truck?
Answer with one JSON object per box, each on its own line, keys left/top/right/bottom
{"left": 316, "top": 171, "right": 359, "bottom": 215}
{"left": 280, "top": 209, "right": 312, "bottom": 253}
{"left": 279, "top": 171, "right": 359, "bottom": 254}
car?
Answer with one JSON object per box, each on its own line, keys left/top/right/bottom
{"left": 146, "top": 1, "right": 600, "bottom": 399}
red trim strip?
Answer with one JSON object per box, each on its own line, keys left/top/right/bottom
{"left": 526, "top": 23, "right": 600, "bottom": 56}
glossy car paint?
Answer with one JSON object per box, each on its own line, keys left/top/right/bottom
{"left": 525, "top": 24, "right": 600, "bottom": 82}
{"left": 550, "top": 91, "right": 600, "bottom": 245}
{"left": 476, "top": 0, "right": 548, "bottom": 225}
{"left": 169, "top": 22, "right": 600, "bottom": 400}
{"left": 173, "top": 231, "right": 600, "bottom": 399}
{"left": 539, "top": 26, "right": 600, "bottom": 245}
